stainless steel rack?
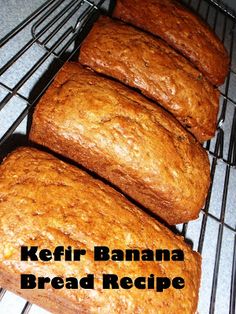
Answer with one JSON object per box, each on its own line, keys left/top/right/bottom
{"left": 0, "top": 0, "right": 235, "bottom": 313}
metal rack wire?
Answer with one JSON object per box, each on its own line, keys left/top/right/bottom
{"left": 0, "top": 0, "right": 105, "bottom": 147}
{"left": 0, "top": 0, "right": 235, "bottom": 313}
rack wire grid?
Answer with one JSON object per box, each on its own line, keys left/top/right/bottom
{"left": 0, "top": 0, "right": 235, "bottom": 313}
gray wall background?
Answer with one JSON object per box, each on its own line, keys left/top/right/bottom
{"left": 223, "top": 0, "right": 236, "bottom": 12}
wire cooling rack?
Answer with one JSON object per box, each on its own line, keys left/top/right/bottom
{"left": 0, "top": 0, "right": 236, "bottom": 313}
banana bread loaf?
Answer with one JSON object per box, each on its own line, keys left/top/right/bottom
{"left": 30, "top": 63, "right": 210, "bottom": 225}
{"left": 113, "top": 0, "right": 229, "bottom": 86}
{"left": 0, "top": 147, "right": 201, "bottom": 314}
{"left": 79, "top": 16, "right": 220, "bottom": 142}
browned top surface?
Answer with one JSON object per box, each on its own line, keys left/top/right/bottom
{"left": 30, "top": 63, "right": 210, "bottom": 225}
{"left": 113, "top": 0, "right": 230, "bottom": 86}
{"left": 79, "top": 16, "right": 219, "bottom": 142}
{"left": 0, "top": 147, "right": 201, "bottom": 313}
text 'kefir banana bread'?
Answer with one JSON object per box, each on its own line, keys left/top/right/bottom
{"left": 113, "top": 0, "right": 229, "bottom": 86}
{"left": 79, "top": 16, "right": 220, "bottom": 143}
{"left": 30, "top": 63, "right": 210, "bottom": 225}
{"left": 0, "top": 147, "right": 201, "bottom": 314}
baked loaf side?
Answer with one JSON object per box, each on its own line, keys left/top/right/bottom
{"left": 30, "top": 63, "right": 210, "bottom": 225}
{"left": 0, "top": 147, "right": 201, "bottom": 314}
{"left": 113, "top": 0, "right": 229, "bottom": 86}
{"left": 79, "top": 16, "right": 220, "bottom": 143}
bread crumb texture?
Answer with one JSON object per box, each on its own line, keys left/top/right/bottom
{"left": 0, "top": 147, "right": 201, "bottom": 313}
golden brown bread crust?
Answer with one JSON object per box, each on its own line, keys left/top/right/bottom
{"left": 0, "top": 147, "right": 201, "bottom": 313}
{"left": 79, "top": 16, "right": 220, "bottom": 143}
{"left": 113, "top": 0, "right": 230, "bottom": 86}
{"left": 30, "top": 63, "right": 210, "bottom": 225}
